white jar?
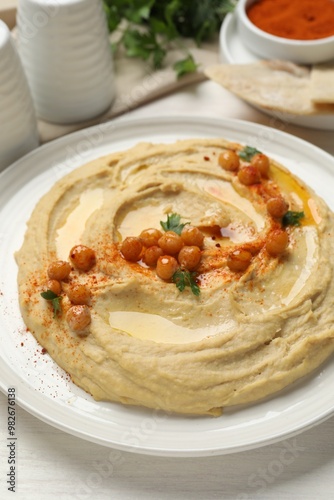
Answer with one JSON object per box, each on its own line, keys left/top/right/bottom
{"left": 0, "top": 20, "right": 39, "bottom": 171}
{"left": 16, "top": 0, "right": 115, "bottom": 124}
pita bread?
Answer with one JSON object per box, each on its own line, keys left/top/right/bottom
{"left": 310, "top": 63, "right": 334, "bottom": 103}
{"left": 205, "top": 60, "right": 334, "bottom": 115}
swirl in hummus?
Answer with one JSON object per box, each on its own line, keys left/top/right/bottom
{"left": 16, "top": 138, "right": 334, "bottom": 416}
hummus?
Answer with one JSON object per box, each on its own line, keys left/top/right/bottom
{"left": 16, "top": 138, "right": 334, "bottom": 416}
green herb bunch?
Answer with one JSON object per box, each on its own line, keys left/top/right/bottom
{"left": 103, "top": 0, "right": 237, "bottom": 76}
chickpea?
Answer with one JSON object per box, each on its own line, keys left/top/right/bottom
{"left": 266, "top": 229, "right": 289, "bottom": 256}
{"left": 158, "top": 231, "right": 184, "bottom": 255}
{"left": 46, "top": 279, "right": 62, "bottom": 296}
{"left": 67, "top": 284, "right": 91, "bottom": 305}
{"left": 218, "top": 150, "right": 240, "bottom": 171}
{"left": 267, "top": 197, "right": 289, "bottom": 218}
{"left": 66, "top": 305, "right": 91, "bottom": 333}
{"left": 238, "top": 166, "right": 261, "bottom": 186}
{"left": 251, "top": 153, "right": 270, "bottom": 178}
{"left": 181, "top": 225, "right": 204, "bottom": 247}
{"left": 178, "top": 246, "right": 201, "bottom": 271}
{"left": 69, "top": 245, "right": 96, "bottom": 272}
{"left": 143, "top": 245, "right": 164, "bottom": 267}
{"left": 227, "top": 250, "right": 252, "bottom": 272}
{"left": 121, "top": 237, "right": 143, "bottom": 262}
{"left": 156, "top": 255, "right": 179, "bottom": 281}
{"left": 47, "top": 260, "right": 71, "bottom": 281}
{"left": 139, "top": 228, "right": 163, "bottom": 247}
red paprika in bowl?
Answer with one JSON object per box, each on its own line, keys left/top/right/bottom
{"left": 236, "top": 0, "right": 334, "bottom": 64}
{"left": 247, "top": 0, "right": 334, "bottom": 41}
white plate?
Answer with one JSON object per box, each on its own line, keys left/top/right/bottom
{"left": 219, "top": 14, "right": 334, "bottom": 131}
{"left": 1, "top": 116, "right": 334, "bottom": 457}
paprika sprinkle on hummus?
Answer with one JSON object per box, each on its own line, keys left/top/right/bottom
{"left": 247, "top": 0, "right": 334, "bottom": 40}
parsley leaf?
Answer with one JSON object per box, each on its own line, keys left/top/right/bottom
{"left": 160, "top": 213, "right": 189, "bottom": 235}
{"left": 122, "top": 29, "right": 166, "bottom": 68}
{"left": 238, "top": 145, "right": 262, "bottom": 161}
{"left": 41, "top": 290, "right": 62, "bottom": 318}
{"left": 172, "top": 269, "right": 200, "bottom": 296}
{"left": 282, "top": 211, "right": 305, "bottom": 227}
{"left": 173, "top": 54, "right": 198, "bottom": 79}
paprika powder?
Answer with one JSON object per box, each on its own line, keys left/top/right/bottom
{"left": 247, "top": 0, "right": 334, "bottom": 40}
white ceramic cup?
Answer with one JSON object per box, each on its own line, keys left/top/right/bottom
{"left": 16, "top": 0, "right": 115, "bottom": 124}
{"left": 0, "top": 20, "right": 39, "bottom": 171}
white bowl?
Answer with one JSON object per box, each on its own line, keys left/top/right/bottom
{"left": 236, "top": 0, "right": 334, "bottom": 64}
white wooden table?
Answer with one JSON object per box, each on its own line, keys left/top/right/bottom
{"left": 1, "top": 80, "right": 334, "bottom": 500}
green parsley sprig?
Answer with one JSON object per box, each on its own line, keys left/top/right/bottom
{"left": 172, "top": 269, "right": 200, "bottom": 296}
{"left": 103, "top": 0, "right": 237, "bottom": 74}
{"left": 173, "top": 55, "right": 198, "bottom": 78}
{"left": 40, "top": 290, "right": 62, "bottom": 318}
{"left": 282, "top": 211, "right": 305, "bottom": 227}
{"left": 160, "top": 213, "right": 189, "bottom": 235}
{"left": 238, "top": 145, "right": 262, "bottom": 161}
